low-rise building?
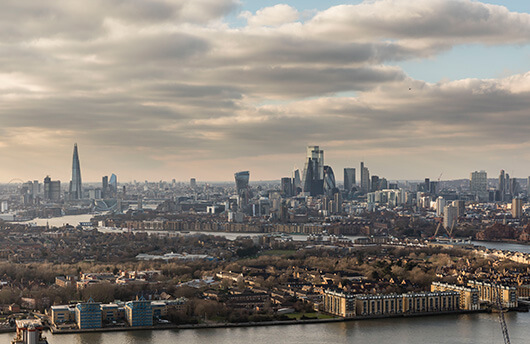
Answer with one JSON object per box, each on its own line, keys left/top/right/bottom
{"left": 101, "top": 304, "right": 119, "bottom": 322}
{"left": 125, "top": 297, "right": 153, "bottom": 327}
{"left": 467, "top": 280, "right": 517, "bottom": 308}
{"left": 50, "top": 305, "right": 73, "bottom": 326}
{"left": 75, "top": 299, "right": 102, "bottom": 329}
{"left": 431, "top": 282, "right": 480, "bottom": 310}
{"left": 323, "top": 289, "right": 355, "bottom": 317}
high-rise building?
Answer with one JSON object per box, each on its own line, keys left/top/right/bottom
{"left": 190, "top": 178, "right": 197, "bottom": 189}
{"left": 281, "top": 177, "right": 293, "bottom": 197}
{"left": 43, "top": 176, "right": 61, "bottom": 201}
{"left": 302, "top": 146, "right": 324, "bottom": 196}
{"left": 69, "top": 143, "right": 82, "bottom": 200}
{"left": 443, "top": 205, "right": 457, "bottom": 230}
{"left": 452, "top": 200, "right": 465, "bottom": 219}
{"left": 470, "top": 170, "right": 488, "bottom": 201}
{"left": 109, "top": 174, "right": 118, "bottom": 193}
{"left": 323, "top": 166, "right": 336, "bottom": 197}
{"left": 370, "top": 175, "right": 380, "bottom": 192}
{"left": 436, "top": 196, "right": 446, "bottom": 217}
{"left": 360, "top": 162, "right": 370, "bottom": 194}
{"left": 235, "top": 171, "right": 250, "bottom": 209}
{"left": 499, "top": 170, "right": 505, "bottom": 201}
{"left": 343, "top": 168, "right": 355, "bottom": 192}
{"left": 102, "top": 176, "right": 109, "bottom": 197}
{"left": 512, "top": 198, "right": 522, "bottom": 218}
{"left": 293, "top": 169, "right": 301, "bottom": 193}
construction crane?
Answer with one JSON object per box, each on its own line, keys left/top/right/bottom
{"left": 494, "top": 285, "right": 511, "bottom": 344}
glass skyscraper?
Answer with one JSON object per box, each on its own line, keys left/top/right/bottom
{"left": 69, "top": 143, "right": 82, "bottom": 200}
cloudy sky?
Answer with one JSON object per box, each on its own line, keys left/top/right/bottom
{"left": 1, "top": 0, "right": 530, "bottom": 183}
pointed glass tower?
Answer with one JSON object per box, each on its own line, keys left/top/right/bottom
{"left": 69, "top": 143, "right": 82, "bottom": 200}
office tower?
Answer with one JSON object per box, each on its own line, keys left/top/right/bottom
{"left": 371, "top": 175, "right": 380, "bottom": 192}
{"left": 333, "top": 192, "right": 342, "bottom": 213}
{"left": 512, "top": 198, "right": 522, "bottom": 218}
{"left": 470, "top": 170, "right": 488, "bottom": 201}
{"left": 360, "top": 162, "right": 370, "bottom": 194}
{"left": 344, "top": 168, "right": 355, "bottom": 192}
{"left": 293, "top": 169, "right": 301, "bottom": 192}
{"left": 302, "top": 146, "right": 324, "bottom": 196}
{"left": 281, "top": 177, "right": 293, "bottom": 197}
{"left": 102, "top": 175, "right": 109, "bottom": 197}
{"left": 235, "top": 171, "right": 250, "bottom": 209}
{"left": 436, "top": 196, "right": 445, "bottom": 217}
{"left": 69, "top": 143, "right": 82, "bottom": 200}
{"left": 323, "top": 166, "right": 336, "bottom": 197}
{"left": 505, "top": 173, "right": 511, "bottom": 200}
{"left": 498, "top": 170, "right": 505, "bottom": 201}
{"left": 379, "top": 178, "right": 388, "bottom": 190}
{"left": 190, "top": 178, "right": 197, "bottom": 189}
{"left": 510, "top": 178, "right": 520, "bottom": 196}
{"left": 109, "top": 174, "right": 118, "bottom": 193}
{"left": 443, "top": 205, "right": 457, "bottom": 230}
{"left": 43, "top": 176, "right": 61, "bottom": 201}
{"left": 424, "top": 178, "right": 430, "bottom": 193}
{"left": 527, "top": 176, "right": 530, "bottom": 195}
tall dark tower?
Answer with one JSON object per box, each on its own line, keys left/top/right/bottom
{"left": 69, "top": 143, "right": 82, "bottom": 200}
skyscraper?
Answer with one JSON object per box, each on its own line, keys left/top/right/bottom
{"left": 102, "top": 175, "right": 109, "bottom": 197}
{"left": 344, "top": 168, "right": 355, "bottom": 192}
{"left": 293, "top": 169, "right": 301, "bottom": 194}
{"left": 360, "top": 162, "right": 370, "bottom": 194}
{"left": 234, "top": 171, "right": 250, "bottom": 209}
{"left": 302, "top": 146, "right": 324, "bottom": 196}
{"left": 281, "top": 177, "right": 293, "bottom": 197}
{"left": 498, "top": 170, "right": 505, "bottom": 201}
{"left": 69, "top": 143, "right": 82, "bottom": 200}
{"left": 323, "top": 165, "right": 336, "bottom": 197}
{"left": 109, "top": 174, "right": 118, "bottom": 194}
{"left": 44, "top": 176, "right": 61, "bottom": 201}
{"left": 470, "top": 170, "right": 487, "bottom": 201}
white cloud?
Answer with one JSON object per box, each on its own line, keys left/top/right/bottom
{"left": 241, "top": 4, "right": 299, "bottom": 27}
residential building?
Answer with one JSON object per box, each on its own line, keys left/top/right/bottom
{"left": 431, "top": 282, "right": 480, "bottom": 310}
{"left": 323, "top": 290, "right": 355, "bottom": 317}
{"left": 469, "top": 170, "right": 488, "bottom": 201}
{"left": 467, "top": 280, "right": 517, "bottom": 308}
{"left": 443, "top": 205, "right": 457, "bottom": 230}
{"left": 512, "top": 198, "right": 523, "bottom": 219}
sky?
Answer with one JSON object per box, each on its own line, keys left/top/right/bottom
{"left": 1, "top": 0, "right": 530, "bottom": 183}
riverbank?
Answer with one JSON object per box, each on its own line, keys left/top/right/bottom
{"left": 50, "top": 309, "right": 485, "bottom": 335}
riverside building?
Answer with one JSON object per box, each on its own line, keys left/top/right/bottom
{"left": 323, "top": 290, "right": 460, "bottom": 318}
{"left": 431, "top": 282, "right": 480, "bottom": 310}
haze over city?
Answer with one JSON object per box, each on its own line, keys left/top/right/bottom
{"left": 1, "top": 0, "right": 530, "bottom": 183}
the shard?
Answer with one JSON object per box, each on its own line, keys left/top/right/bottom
{"left": 69, "top": 143, "right": 82, "bottom": 200}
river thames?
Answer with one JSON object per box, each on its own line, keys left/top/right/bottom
{"left": 1, "top": 312, "right": 529, "bottom": 344}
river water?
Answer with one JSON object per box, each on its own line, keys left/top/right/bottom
{"left": 1, "top": 312, "right": 528, "bottom": 344}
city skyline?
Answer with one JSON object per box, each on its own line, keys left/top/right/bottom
{"left": 1, "top": 0, "right": 530, "bottom": 182}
